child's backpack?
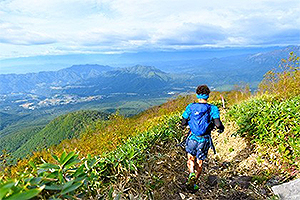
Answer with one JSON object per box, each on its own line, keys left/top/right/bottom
{"left": 188, "top": 103, "right": 211, "bottom": 136}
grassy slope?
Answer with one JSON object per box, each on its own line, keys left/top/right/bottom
{"left": 0, "top": 97, "right": 168, "bottom": 158}
{"left": 3, "top": 98, "right": 273, "bottom": 199}
{"left": 227, "top": 95, "right": 300, "bottom": 162}
{"left": 12, "top": 110, "right": 108, "bottom": 159}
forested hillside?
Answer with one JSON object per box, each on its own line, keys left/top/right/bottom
{"left": 0, "top": 110, "right": 108, "bottom": 161}
{"left": 0, "top": 53, "right": 299, "bottom": 199}
{"left": 0, "top": 96, "right": 168, "bottom": 161}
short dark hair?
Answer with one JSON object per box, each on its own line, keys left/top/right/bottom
{"left": 196, "top": 85, "right": 210, "bottom": 95}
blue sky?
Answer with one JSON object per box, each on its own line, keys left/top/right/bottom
{"left": 0, "top": 0, "right": 299, "bottom": 59}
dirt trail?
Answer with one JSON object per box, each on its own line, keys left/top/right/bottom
{"left": 112, "top": 122, "right": 275, "bottom": 199}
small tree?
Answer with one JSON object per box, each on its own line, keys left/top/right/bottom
{"left": 259, "top": 52, "right": 300, "bottom": 99}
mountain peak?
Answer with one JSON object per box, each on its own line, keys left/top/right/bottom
{"left": 247, "top": 45, "right": 300, "bottom": 61}
{"left": 123, "top": 65, "right": 166, "bottom": 75}
{"left": 65, "top": 64, "right": 113, "bottom": 72}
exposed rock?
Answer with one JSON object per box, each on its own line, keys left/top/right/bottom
{"left": 179, "top": 192, "right": 186, "bottom": 199}
{"left": 230, "top": 176, "right": 252, "bottom": 189}
{"left": 267, "top": 176, "right": 282, "bottom": 187}
{"left": 272, "top": 178, "right": 300, "bottom": 200}
{"left": 207, "top": 175, "right": 219, "bottom": 186}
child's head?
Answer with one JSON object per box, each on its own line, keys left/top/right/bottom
{"left": 196, "top": 85, "right": 210, "bottom": 95}
{"left": 196, "top": 85, "right": 210, "bottom": 100}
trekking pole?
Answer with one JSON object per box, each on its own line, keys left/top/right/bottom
{"left": 176, "top": 129, "right": 190, "bottom": 148}
{"left": 220, "top": 95, "right": 225, "bottom": 109}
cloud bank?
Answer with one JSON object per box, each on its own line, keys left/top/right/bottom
{"left": 0, "top": 0, "right": 299, "bottom": 58}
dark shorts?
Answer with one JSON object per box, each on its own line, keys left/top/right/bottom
{"left": 185, "top": 135, "right": 210, "bottom": 160}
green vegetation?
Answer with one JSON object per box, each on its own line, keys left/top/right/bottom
{"left": 1, "top": 113, "right": 182, "bottom": 199}
{"left": 0, "top": 107, "right": 74, "bottom": 158}
{"left": 259, "top": 52, "right": 300, "bottom": 99}
{"left": 227, "top": 96, "right": 300, "bottom": 162}
{"left": 12, "top": 110, "right": 108, "bottom": 160}
{"left": 0, "top": 97, "right": 167, "bottom": 162}
{"left": 0, "top": 53, "right": 299, "bottom": 199}
{"left": 0, "top": 126, "right": 43, "bottom": 155}
{"left": 0, "top": 112, "right": 24, "bottom": 132}
{"left": 0, "top": 112, "right": 52, "bottom": 139}
{"left": 227, "top": 52, "right": 299, "bottom": 175}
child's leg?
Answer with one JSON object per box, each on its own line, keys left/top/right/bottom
{"left": 187, "top": 153, "right": 196, "bottom": 173}
{"left": 195, "top": 159, "right": 203, "bottom": 180}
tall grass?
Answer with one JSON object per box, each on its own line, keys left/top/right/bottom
{"left": 259, "top": 52, "right": 300, "bottom": 99}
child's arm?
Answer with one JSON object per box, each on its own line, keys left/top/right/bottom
{"left": 181, "top": 104, "right": 192, "bottom": 130}
{"left": 211, "top": 105, "right": 225, "bottom": 133}
{"left": 213, "top": 118, "right": 224, "bottom": 133}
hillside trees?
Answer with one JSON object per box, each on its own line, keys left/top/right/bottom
{"left": 259, "top": 52, "right": 300, "bottom": 99}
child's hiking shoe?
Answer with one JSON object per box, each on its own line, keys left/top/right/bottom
{"left": 193, "top": 184, "right": 199, "bottom": 190}
{"left": 186, "top": 173, "right": 196, "bottom": 189}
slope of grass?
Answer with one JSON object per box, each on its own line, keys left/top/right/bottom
{"left": 12, "top": 110, "right": 108, "bottom": 159}
{"left": 0, "top": 103, "right": 280, "bottom": 199}
{"left": 227, "top": 95, "right": 300, "bottom": 175}
{"left": 226, "top": 52, "right": 300, "bottom": 175}
{"left": 0, "top": 112, "right": 183, "bottom": 199}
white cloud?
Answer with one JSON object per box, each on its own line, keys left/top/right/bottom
{"left": 0, "top": 23, "right": 56, "bottom": 45}
{"left": 0, "top": 0, "right": 299, "bottom": 58}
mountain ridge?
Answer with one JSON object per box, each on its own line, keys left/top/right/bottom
{"left": 1, "top": 46, "right": 299, "bottom": 96}
{"left": 0, "top": 46, "right": 284, "bottom": 74}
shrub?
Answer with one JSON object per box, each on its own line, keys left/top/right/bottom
{"left": 227, "top": 95, "right": 300, "bottom": 167}
{"left": 259, "top": 52, "right": 300, "bottom": 99}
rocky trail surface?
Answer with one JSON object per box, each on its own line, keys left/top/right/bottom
{"left": 111, "top": 121, "right": 279, "bottom": 199}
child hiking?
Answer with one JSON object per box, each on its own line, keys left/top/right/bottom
{"left": 181, "top": 85, "right": 224, "bottom": 190}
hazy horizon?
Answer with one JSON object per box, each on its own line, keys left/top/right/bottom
{"left": 0, "top": 45, "right": 287, "bottom": 74}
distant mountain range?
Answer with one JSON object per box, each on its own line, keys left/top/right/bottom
{"left": 0, "top": 45, "right": 299, "bottom": 97}
{"left": 0, "top": 64, "right": 113, "bottom": 95}
{"left": 159, "top": 45, "right": 300, "bottom": 76}
{"left": 0, "top": 46, "right": 282, "bottom": 74}
{"left": 64, "top": 65, "right": 181, "bottom": 96}
{"left": 0, "top": 64, "right": 180, "bottom": 96}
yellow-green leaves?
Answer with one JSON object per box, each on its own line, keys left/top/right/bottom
{"left": 0, "top": 181, "right": 15, "bottom": 199}
{"left": 259, "top": 52, "right": 300, "bottom": 99}
{"left": 227, "top": 95, "right": 300, "bottom": 172}
{"left": 0, "top": 181, "right": 44, "bottom": 200}
{"left": 4, "top": 186, "right": 44, "bottom": 200}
